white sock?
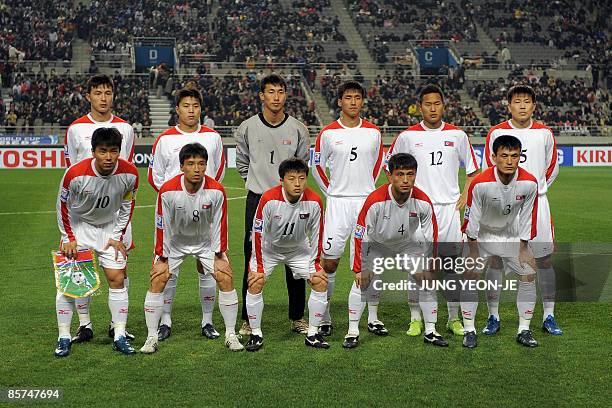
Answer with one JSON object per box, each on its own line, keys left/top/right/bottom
{"left": 460, "top": 288, "right": 479, "bottom": 333}
{"left": 347, "top": 281, "right": 365, "bottom": 335}
{"left": 322, "top": 272, "right": 335, "bottom": 323}
{"left": 160, "top": 273, "right": 177, "bottom": 327}
{"left": 108, "top": 287, "right": 128, "bottom": 340}
{"left": 246, "top": 291, "right": 263, "bottom": 337}
{"left": 75, "top": 296, "right": 92, "bottom": 328}
{"left": 199, "top": 273, "right": 216, "bottom": 327}
{"left": 56, "top": 292, "right": 74, "bottom": 340}
{"left": 218, "top": 289, "right": 238, "bottom": 336}
{"left": 307, "top": 290, "right": 328, "bottom": 336}
{"left": 367, "top": 303, "right": 379, "bottom": 323}
{"left": 419, "top": 288, "right": 438, "bottom": 334}
{"left": 408, "top": 286, "right": 421, "bottom": 321}
{"left": 144, "top": 291, "right": 164, "bottom": 338}
{"left": 444, "top": 271, "right": 460, "bottom": 320}
{"left": 538, "top": 266, "right": 556, "bottom": 320}
{"left": 485, "top": 267, "right": 502, "bottom": 319}
{"left": 517, "top": 280, "right": 536, "bottom": 332}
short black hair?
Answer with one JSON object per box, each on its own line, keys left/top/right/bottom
{"left": 91, "top": 127, "right": 122, "bottom": 150}
{"left": 337, "top": 81, "right": 365, "bottom": 100}
{"left": 387, "top": 153, "right": 418, "bottom": 173}
{"left": 492, "top": 135, "right": 522, "bottom": 154}
{"left": 179, "top": 143, "right": 208, "bottom": 165}
{"left": 506, "top": 84, "right": 536, "bottom": 103}
{"left": 87, "top": 74, "right": 114, "bottom": 93}
{"left": 175, "top": 87, "right": 203, "bottom": 106}
{"left": 278, "top": 158, "right": 309, "bottom": 178}
{"left": 260, "top": 74, "right": 286, "bottom": 93}
{"left": 418, "top": 84, "right": 445, "bottom": 104}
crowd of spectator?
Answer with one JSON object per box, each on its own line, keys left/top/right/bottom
{"left": 464, "top": 0, "right": 609, "bottom": 68}
{"left": 163, "top": 71, "right": 319, "bottom": 131}
{"left": 0, "top": 0, "right": 75, "bottom": 62}
{"left": 348, "top": 0, "right": 478, "bottom": 63}
{"left": 318, "top": 67, "right": 482, "bottom": 130}
{"left": 469, "top": 69, "right": 610, "bottom": 128}
{"left": 2, "top": 72, "right": 151, "bottom": 135}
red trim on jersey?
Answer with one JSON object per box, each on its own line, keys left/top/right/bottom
{"left": 70, "top": 115, "right": 96, "bottom": 126}
{"left": 412, "top": 186, "right": 438, "bottom": 257}
{"left": 467, "top": 139, "right": 479, "bottom": 171}
{"left": 63, "top": 128, "right": 71, "bottom": 167}
{"left": 442, "top": 123, "right": 461, "bottom": 131}
{"left": 314, "top": 129, "right": 330, "bottom": 189}
{"left": 517, "top": 167, "right": 538, "bottom": 184}
{"left": 545, "top": 128, "right": 557, "bottom": 183}
{"left": 110, "top": 115, "right": 128, "bottom": 124}
{"left": 205, "top": 175, "right": 228, "bottom": 252}
{"left": 154, "top": 192, "right": 164, "bottom": 257}
{"left": 360, "top": 119, "right": 380, "bottom": 130}
{"left": 352, "top": 185, "right": 390, "bottom": 272}
{"left": 215, "top": 148, "right": 226, "bottom": 182}
{"left": 115, "top": 158, "right": 139, "bottom": 177}
{"left": 372, "top": 136, "right": 384, "bottom": 180}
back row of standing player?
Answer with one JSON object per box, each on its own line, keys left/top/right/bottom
{"left": 54, "top": 73, "right": 562, "bottom": 356}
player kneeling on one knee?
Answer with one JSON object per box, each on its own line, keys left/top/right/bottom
{"left": 244, "top": 158, "right": 329, "bottom": 351}
{"left": 461, "top": 135, "right": 540, "bottom": 348}
{"left": 141, "top": 143, "right": 242, "bottom": 354}
{"left": 343, "top": 153, "right": 448, "bottom": 349}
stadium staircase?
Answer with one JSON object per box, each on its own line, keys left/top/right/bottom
{"left": 330, "top": 0, "right": 375, "bottom": 70}
{"left": 149, "top": 95, "right": 172, "bottom": 136}
{"left": 473, "top": 21, "right": 499, "bottom": 57}
{"left": 457, "top": 89, "right": 489, "bottom": 126}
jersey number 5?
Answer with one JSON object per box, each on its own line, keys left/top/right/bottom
{"left": 350, "top": 147, "right": 358, "bottom": 161}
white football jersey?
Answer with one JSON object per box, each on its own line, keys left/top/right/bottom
{"left": 385, "top": 121, "right": 479, "bottom": 205}
{"left": 64, "top": 114, "right": 135, "bottom": 166}
{"left": 148, "top": 125, "right": 226, "bottom": 191}
{"left": 462, "top": 167, "right": 538, "bottom": 242}
{"left": 351, "top": 184, "right": 438, "bottom": 272}
{"left": 57, "top": 158, "right": 138, "bottom": 243}
{"left": 251, "top": 185, "right": 323, "bottom": 273}
{"left": 154, "top": 174, "right": 227, "bottom": 258}
{"left": 313, "top": 118, "right": 383, "bottom": 197}
{"left": 483, "top": 120, "right": 558, "bottom": 195}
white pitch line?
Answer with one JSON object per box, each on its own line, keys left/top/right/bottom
{"left": 0, "top": 196, "right": 247, "bottom": 216}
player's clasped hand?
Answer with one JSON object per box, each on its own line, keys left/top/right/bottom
{"left": 61, "top": 240, "right": 78, "bottom": 259}
{"left": 104, "top": 239, "right": 127, "bottom": 261}
{"left": 519, "top": 243, "right": 536, "bottom": 271}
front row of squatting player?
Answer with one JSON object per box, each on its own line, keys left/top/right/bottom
{"left": 53, "top": 74, "right": 563, "bottom": 357}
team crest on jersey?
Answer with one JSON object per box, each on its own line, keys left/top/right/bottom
{"left": 60, "top": 187, "right": 70, "bottom": 202}
{"left": 299, "top": 213, "right": 310, "bottom": 219}
{"left": 464, "top": 206, "right": 471, "bottom": 220}
{"left": 202, "top": 202, "right": 212, "bottom": 209}
{"left": 254, "top": 218, "right": 263, "bottom": 232}
{"left": 444, "top": 141, "right": 455, "bottom": 147}
{"left": 516, "top": 195, "right": 526, "bottom": 201}
{"left": 282, "top": 139, "right": 292, "bottom": 145}
{"left": 156, "top": 214, "right": 163, "bottom": 229}
{"left": 313, "top": 152, "right": 321, "bottom": 165}
{"left": 354, "top": 225, "right": 365, "bottom": 239}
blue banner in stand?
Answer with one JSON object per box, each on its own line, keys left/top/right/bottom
{"left": 0, "top": 135, "right": 59, "bottom": 145}
{"left": 135, "top": 46, "right": 175, "bottom": 70}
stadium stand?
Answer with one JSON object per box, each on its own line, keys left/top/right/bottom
{"left": 0, "top": 0, "right": 75, "bottom": 62}
{"left": 2, "top": 73, "right": 151, "bottom": 136}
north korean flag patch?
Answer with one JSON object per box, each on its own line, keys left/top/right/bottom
{"left": 202, "top": 202, "right": 212, "bottom": 209}
{"left": 409, "top": 211, "right": 418, "bottom": 217}
{"left": 299, "top": 213, "right": 310, "bottom": 219}
{"left": 282, "top": 139, "right": 292, "bottom": 145}
{"left": 516, "top": 195, "right": 525, "bottom": 201}
{"left": 444, "top": 141, "right": 454, "bottom": 147}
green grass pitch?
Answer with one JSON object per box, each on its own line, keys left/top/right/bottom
{"left": 0, "top": 167, "right": 610, "bottom": 407}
